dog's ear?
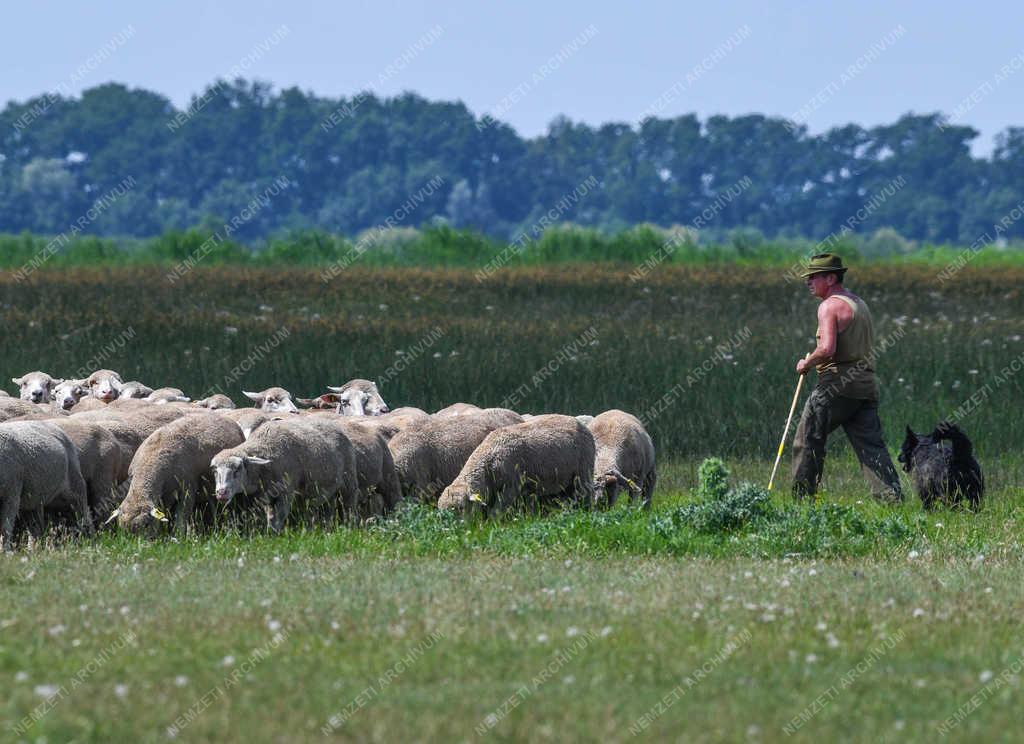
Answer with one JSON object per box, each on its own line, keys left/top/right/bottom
{"left": 904, "top": 426, "right": 917, "bottom": 446}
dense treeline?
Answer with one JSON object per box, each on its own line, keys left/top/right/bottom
{"left": 2, "top": 79, "right": 1023, "bottom": 243}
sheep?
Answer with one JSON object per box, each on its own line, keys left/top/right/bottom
{"left": 0, "top": 421, "right": 92, "bottom": 549}
{"left": 388, "top": 410, "right": 523, "bottom": 504}
{"left": 12, "top": 371, "right": 62, "bottom": 403}
{"left": 85, "top": 369, "right": 123, "bottom": 401}
{"left": 243, "top": 387, "right": 299, "bottom": 413}
{"left": 195, "top": 393, "right": 236, "bottom": 410}
{"left": 575, "top": 415, "right": 594, "bottom": 427}
{"left": 70, "top": 405, "right": 189, "bottom": 476}
{"left": 215, "top": 408, "right": 278, "bottom": 439}
{"left": 0, "top": 391, "right": 8, "bottom": 397}
{"left": 114, "top": 415, "right": 245, "bottom": 534}
{"left": 435, "top": 403, "right": 481, "bottom": 417}
{"left": 297, "top": 393, "right": 343, "bottom": 410}
{"left": 49, "top": 419, "right": 125, "bottom": 521}
{"left": 588, "top": 410, "right": 656, "bottom": 509}
{"left": 291, "top": 417, "right": 402, "bottom": 519}
{"left": 67, "top": 396, "right": 111, "bottom": 413}
{"left": 119, "top": 381, "right": 154, "bottom": 399}
{"left": 146, "top": 387, "right": 191, "bottom": 404}
{"left": 336, "top": 409, "right": 430, "bottom": 442}
{"left": 210, "top": 418, "right": 360, "bottom": 532}
{"left": 438, "top": 414, "right": 595, "bottom": 516}
{"left": 0, "top": 397, "right": 45, "bottom": 422}
{"left": 326, "top": 379, "right": 390, "bottom": 415}
{"left": 52, "top": 379, "right": 89, "bottom": 410}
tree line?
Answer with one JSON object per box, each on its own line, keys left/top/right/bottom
{"left": 1, "top": 79, "right": 1022, "bottom": 245}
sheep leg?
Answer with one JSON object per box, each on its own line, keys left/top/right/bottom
{"left": 89, "top": 471, "right": 117, "bottom": 526}
{"left": 173, "top": 482, "right": 197, "bottom": 537}
{"left": 1, "top": 489, "right": 21, "bottom": 551}
{"left": 266, "top": 492, "right": 292, "bottom": 533}
{"left": 641, "top": 470, "right": 656, "bottom": 510}
{"left": 66, "top": 466, "right": 94, "bottom": 537}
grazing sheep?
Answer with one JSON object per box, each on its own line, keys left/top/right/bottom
{"left": 435, "top": 402, "right": 481, "bottom": 417}
{"left": 114, "top": 415, "right": 245, "bottom": 534}
{"left": 588, "top": 410, "right": 656, "bottom": 509}
{"left": 389, "top": 410, "right": 523, "bottom": 504}
{"left": 146, "top": 387, "right": 191, "bottom": 404}
{"left": 300, "top": 417, "right": 402, "bottom": 518}
{"left": 899, "top": 423, "right": 984, "bottom": 510}
{"left": 575, "top": 415, "right": 594, "bottom": 427}
{"left": 12, "top": 371, "right": 62, "bottom": 403}
{"left": 52, "top": 379, "right": 89, "bottom": 410}
{"left": 326, "top": 379, "right": 390, "bottom": 415}
{"left": 243, "top": 387, "right": 299, "bottom": 413}
{"left": 210, "top": 418, "right": 359, "bottom": 531}
{"left": 119, "top": 381, "right": 154, "bottom": 399}
{"left": 0, "top": 421, "right": 92, "bottom": 549}
{"left": 195, "top": 394, "right": 236, "bottom": 410}
{"left": 438, "top": 414, "right": 595, "bottom": 516}
{"left": 85, "top": 369, "right": 123, "bottom": 401}
{"left": 50, "top": 419, "right": 125, "bottom": 521}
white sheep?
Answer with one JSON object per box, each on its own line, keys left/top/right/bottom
{"left": 243, "top": 387, "right": 299, "bottom": 413}
{"left": 0, "top": 421, "right": 92, "bottom": 548}
{"left": 0, "top": 397, "right": 46, "bottom": 422}
{"left": 434, "top": 402, "right": 482, "bottom": 417}
{"left": 326, "top": 379, "right": 390, "bottom": 415}
{"left": 85, "top": 369, "right": 123, "bottom": 402}
{"left": 588, "top": 410, "right": 656, "bottom": 509}
{"left": 12, "top": 371, "right": 62, "bottom": 403}
{"left": 195, "top": 394, "right": 236, "bottom": 410}
{"left": 210, "top": 418, "right": 360, "bottom": 531}
{"left": 114, "top": 415, "right": 245, "bottom": 534}
{"left": 438, "top": 414, "right": 595, "bottom": 516}
{"left": 119, "top": 381, "right": 154, "bottom": 399}
{"left": 388, "top": 410, "right": 522, "bottom": 504}
{"left": 145, "top": 387, "right": 191, "bottom": 404}
{"left": 52, "top": 379, "right": 90, "bottom": 411}
{"left": 50, "top": 419, "right": 125, "bottom": 521}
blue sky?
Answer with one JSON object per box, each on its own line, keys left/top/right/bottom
{"left": 4, "top": 1, "right": 1022, "bottom": 154}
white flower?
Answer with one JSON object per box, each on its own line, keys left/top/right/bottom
{"left": 913, "top": 608, "right": 926, "bottom": 618}
{"left": 979, "top": 670, "right": 994, "bottom": 683}
{"left": 826, "top": 633, "right": 840, "bottom": 648}
{"left": 566, "top": 627, "right": 580, "bottom": 638}
{"left": 222, "top": 655, "right": 235, "bottom": 667}
{"left": 114, "top": 684, "right": 129, "bottom": 698}
{"left": 536, "top": 633, "right": 549, "bottom": 643}
{"left": 174, "top": 675, "right": 189, "bottom": 687}
{"left": 267, "top": 619, "right": 281, "bottom": 632}
{"left": 15, "top": 671, "right": 28, "bottom": 682}
{"left": 815, "top": 621, "right": 827, "bottom": 632}
{"left": 34, "top": 684, "right": 60, "bottom": 698}
{"left": 48, "top": 624, "right": 67, "bottom": 636}
{"left": 805, "top": 654, "right": 818, "bottom": 664}
{"left": 907, "top": 550, "right": 919, "bottom": 560}
{"left": 600, "top": 626, "right": 613, "bottom": 637}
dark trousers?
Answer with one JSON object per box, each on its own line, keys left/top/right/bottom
{"left": 791, "top": 386, "right": 902, "bottom": 501}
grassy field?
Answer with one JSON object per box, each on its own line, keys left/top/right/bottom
{"left": 1, "top": 264, "right": 1023, "bottom": 741}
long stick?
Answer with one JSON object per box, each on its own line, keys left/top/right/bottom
{"left": 768, "top": 364, "right": 808, "bottom": 491}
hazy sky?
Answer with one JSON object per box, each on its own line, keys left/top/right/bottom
{"left": 4, "top": 1, "right": 1022, "bottom": 154}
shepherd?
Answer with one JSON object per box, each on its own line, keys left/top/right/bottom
{"left": 790, "top": 253, "right": 902, "bottom": 502}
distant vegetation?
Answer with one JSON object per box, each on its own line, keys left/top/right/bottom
{"left": 2, "top": 225, "right": 1024, "bottom": 274}
{"left": 2, "top": 79, "right": 1023, "bottom": 243}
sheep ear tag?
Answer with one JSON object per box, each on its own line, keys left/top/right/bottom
{"left": 468, "top": 493, "right": 485, "bottom": 504}
{"left": 103, "top": 508, "right": 121, "bottom": 525}
{"left": 150, "top": 507, "right": 169, "bottom": 522}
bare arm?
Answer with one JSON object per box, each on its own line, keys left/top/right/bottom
{"left": 796, "top": 300, "right": 839, "bottom": 374}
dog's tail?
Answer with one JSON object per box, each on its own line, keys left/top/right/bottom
{"left": 931, "top": 421, "right": 974, "bottom": 462}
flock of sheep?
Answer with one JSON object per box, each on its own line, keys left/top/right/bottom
{"left": 0, "top": 369, "right": 656, "bottom": 548}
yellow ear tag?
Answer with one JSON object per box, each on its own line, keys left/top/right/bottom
{"left": 103, "top": 509, "right": 121, "bottom": 525}
{"left": 150, "top": 507, "right": 169, "bottom": 522}
{"left": 468, "top": 493, "right": 485, "bottom": 504}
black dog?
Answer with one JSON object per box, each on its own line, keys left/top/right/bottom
{"left": 898, "top": 423, "right": 984, "bottom": 509}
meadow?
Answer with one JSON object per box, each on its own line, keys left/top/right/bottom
{"left": 2, "top": 261, "right": 1023, "bottom": 742}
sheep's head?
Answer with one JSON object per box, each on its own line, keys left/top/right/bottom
{"left": 195, "top": 394, "right": 235, "bottom": 410}
{"left": 327, "top": 380, "right": 389, "bottom": 415}
{"left": 211, "top": 454, "right": 271, "bottom": 502}
{"left": 86, "top": 370, "right": 123, "bottom": 401}
{"left": 53, "top": 379, "right": 88, "bottom": 410}
{"left": 119, "top": 381, "right": 154, "bottom": 399}
{"left": 12, "top": 371, "right": 60, "bottom": 403}
{"left": 243, "top": 387, "right": 298, "bottom": 413}
{"left": 114, "top": 503, "right": 169, "bottom": 535}
{"left": 593, "top": 468, "right": 640, "bottom": 508}
{"left": 297, "top": 394, "right": 343, "bottom": 410}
